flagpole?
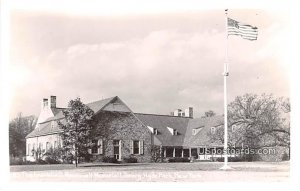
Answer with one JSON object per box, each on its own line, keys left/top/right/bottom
{"left": 220, "top": 9, "right": 232, "bottom": 170}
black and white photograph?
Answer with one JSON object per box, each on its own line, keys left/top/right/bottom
{"left": 1, "top": 0, "right": 300, "bottom": 188}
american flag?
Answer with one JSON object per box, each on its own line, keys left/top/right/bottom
{"left": 227, "top": 17, "right": 258, "bottom": 41}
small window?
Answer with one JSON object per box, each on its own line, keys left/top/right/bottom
{"left": 27, "top": 144, "right": 31, "bottom": 155}
{"left": 232, "top": 124, "right": 237, "bottom": 132}
{"left": 46, "top": 142, "right": 51, "bottom": 152}
{"left": 192, "top": 129, "right": 196, "bottom": 135}
{"left": 154, "top": 128, "right": 158, "bottom": 135}
{"left": 211, "top": 127, "right": 216, "bottom": 134}
{"left": 92, "top": 140, "right": 98, "bottom": 154}
{"left": 54, "top": 141, "right": 57, "bottom": 149}
{"left": 173, "top": 129, "right": 178, "bottom": 135}
{"left": 133, "top": 140, "right": 140, "bottom": 154}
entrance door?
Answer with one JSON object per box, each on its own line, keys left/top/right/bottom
{"left": 113, "top": 140, "right": 121, "bottom": 160}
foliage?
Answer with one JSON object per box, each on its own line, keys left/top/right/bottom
{"left": 151, "top": 145, "right": 162, "bottom": 162}
{"left": 168, "top": 157, "right": 190, "bottom": 163}
{"left": 58, "top": 98, "right": 95, "bottom": 167}
{"left": 43, "top": 147, "right": 64, "bottom": 164}
{"left": 9, "top": 113, "right": 37, "bottom": 158}
{"left": 203, "top": 110, "right": 216, "bottom": 118}
{"left": 208, "top": 94, "right": 290, "bottom": 156}
{"left": 123, "top": 156, "right": 138, "bottom": 163}
{"left": 102, "top": 156, "right": 118, "bottom": 163}
{"left": 281, "top": 152, "right": 289, "bottom": 161}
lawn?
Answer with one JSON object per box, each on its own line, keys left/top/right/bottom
{"left": 10, "top": 161, "right": 289, "bottom": 182}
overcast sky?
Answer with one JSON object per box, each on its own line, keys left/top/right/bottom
{"left": 9, "top": 8, "right": 290, "bottom": 119}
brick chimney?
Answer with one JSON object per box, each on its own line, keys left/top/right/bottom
{"left": 42, "top": 98, "right": 48, "bottom": 109}
{"left": 50, "top": 95, "right": 56, "bottom": 108}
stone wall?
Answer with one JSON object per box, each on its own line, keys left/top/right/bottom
{"left": 92, "top": 111, "right": 152, "bottom": 163}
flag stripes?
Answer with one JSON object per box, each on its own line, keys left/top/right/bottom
{"left": 227, "top": 17, "right": 258, "bottom": 41}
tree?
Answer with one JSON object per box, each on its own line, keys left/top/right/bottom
{"left": 208, "top": 93, "right": 290, "bottom": 159}
{"left": 58, "top": 98, "right": 94, "bottom": 167}
{"left": 9, "top": 113, "right": 37, "bottom": 158}
{"left": 203, "top": 110, "right": 216, "bottom": 117}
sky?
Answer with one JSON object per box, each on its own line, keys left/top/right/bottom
{"left": 7, "top": 3, "right": 291, "bottom": 119}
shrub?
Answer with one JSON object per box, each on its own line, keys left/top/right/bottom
{"left": 44, "top": 156, "right": 60, "bottom": 164}
{"left": 102, "top": 156, "right": 118, "bottom": 163}
{"left": 282, "top": 152, "right": 290, "bottom": 161}
{"left": 123, "top": 156, "right": 138, "bottom": 163}
{"left": 168, "top": 157, "right": 190, "bottom": 163}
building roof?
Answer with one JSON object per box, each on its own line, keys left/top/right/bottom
{"left": 134, "top": 113, "right": 190, "bottom": 146}
{"left": 26, "top": 96, "right": 117, "bottom": 138}
{"left": 26, "top": 96, "right": 224, "bottom": 148}
{"left": 183, "top": 115, "right": 224, "bottom": 147}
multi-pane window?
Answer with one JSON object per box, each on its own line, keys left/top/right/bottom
{"left": 46, "top": 142, "right": 51, "bottom": 152}
{"left": 92, "top": 140, "right": 98, "bottom": 154}
{"left": 27, "top": 144, "right": 31, "bottom": 155}
{"left": 113, "top": 140, "right": 120, "bottom": 160}
{"left": 133, "top": 140, "right": 139, "bottom": 154}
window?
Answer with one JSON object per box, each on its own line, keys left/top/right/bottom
{"left": 131, "top": 140, "right": 144, "bottom": 155}
{"left": 113, "top": 140, "right": 120, "bottom": 160}
{"left": 192, "top": 129, "right": 196, "bottom": 135}
{"left": 51, "top": 121, "right": 56, "bottom": 129}
{"left": 211, "top": 127, "right": 216, "bottom": 134}
{"left": 173, "top": 129, "right": 178, "bottom": 135}
{"left": 232, "top": 125, "right": 237, "bottom": 132}
{"left": 133, "top": 140, "right": 139, "bottom": 154}
{"left": 27, "top": 144, "right": 31, "bottom": 155}
{"left": 46, "top": 142, "right": 51, "bottom": 152}
{"left": 154, "top": 128, "right": 158, "bottom": 135}
{"left": 92, "top": 140, "right": 98, "bottom": 154}
{"left": 54, "top": 141, "right": 57, "bottom": 149}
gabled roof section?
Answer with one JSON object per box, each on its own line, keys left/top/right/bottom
{"left": 86, "top": 96, "right": 116, "bottom": 113}
{"left": 134, "top": 113, "right": 190, "bottom": 146}
{"left": 183, "top": 115, "right": 224, "bottom": 147}
{"left": 27, "top": 96, "right": 119, "bottom": 138}
{"left": 26, "top": 120, "right": 64, "bottom": 138}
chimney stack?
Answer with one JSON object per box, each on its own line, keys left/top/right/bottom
{"left": 171, "top": 107, "right": 193, "bottom": 118}
{"left": 42, "top": 98, "right": 48, "bottom": 109}
{"left": 50, "top": 95, "right": 56, "bottom": 108}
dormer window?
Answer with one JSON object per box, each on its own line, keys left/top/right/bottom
{"left": 173, "top": 129, "right": 178, "bottom": 135}
{"left": 147, "top": 126, "right": 158, "bottom": 135}
{"left": 192, "top": 126, "right": 203, "bottom": 135}
{"left": 167, "top": 127, "right": 178, "bottom": 135}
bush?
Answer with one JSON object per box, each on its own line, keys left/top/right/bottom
{"left": 44, "top": 156, "right": 60, "bottom": 164}
{"left": 123, "top": 156, "right": 138, "bottom": 163}
{"left": 168, "top": 157, "right": 190, "bottom": 163}
{"left": 282, "top": 152, "right": 290, "bottom": 161}
{"left": 102, "top": 156, "right": 118, "bottom": 163}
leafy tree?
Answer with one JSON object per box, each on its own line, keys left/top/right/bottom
{"left": 58, "top": 98, "right": 94, "bottom": 167}
{"left": 203, "top": 110, "right": 216, "bottom": 117}
{"left": 208, "top": 94, "right": 290, "bottom": 158}
{"left": 9, "top": 113, "right": 37, "bottom": 158}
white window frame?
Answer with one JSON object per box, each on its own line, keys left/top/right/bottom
{"left": 211, "top": 127, "right": 216, "bottom": 134}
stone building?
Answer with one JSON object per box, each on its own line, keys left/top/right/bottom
{"left": 25, "top": 95, "right": 234, "bottom": 162}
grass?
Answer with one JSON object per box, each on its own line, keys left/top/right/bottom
{"left": 10, "top": 161, "right": 289, "bottom": 182}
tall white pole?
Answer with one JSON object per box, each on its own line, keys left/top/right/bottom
{"left": 220, "top": 9, "right": 231, "bottom": 170}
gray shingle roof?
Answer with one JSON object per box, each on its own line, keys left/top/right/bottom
{"left": 183, "top": 115, "right": 224, "bottom": 147}
{"left": 134, "top": 113, "right": 190, "bottom": 146}
{"left": 26, "top": 96, "right": 117, "bottom": 138}
{"left": 26, "top": 96, "right": 224, "bottom": 148}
